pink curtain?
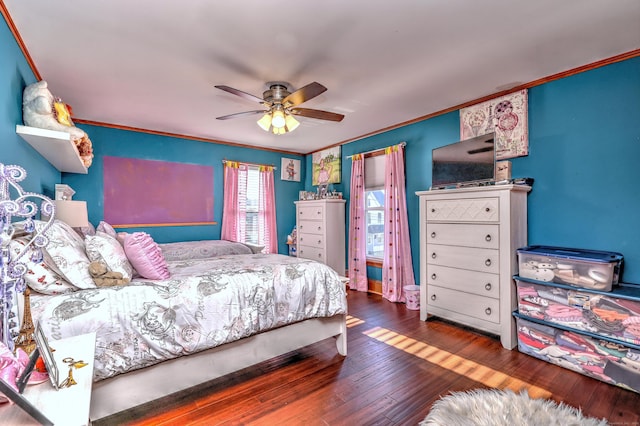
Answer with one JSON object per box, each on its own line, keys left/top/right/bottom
{"left": 221, "top": 161, "right": 240, "bottom": 241}
{"left": 259, "top": 165, "right": 278, "bottom": 254}
{"left": 348, "top": 154, "right": 368, "bottom": 291}
{"left": 222, "top": 162, "right": 276, "bottom": 253}
{"left": 382, "top": 144, "right": 415, "bottom": 303}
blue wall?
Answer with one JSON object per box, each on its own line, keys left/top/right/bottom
{"left": 0, "top": 14, "right": 59, "bottom": 193}
{"left": 328, "top": 56, "right": 640, "bottom": 284}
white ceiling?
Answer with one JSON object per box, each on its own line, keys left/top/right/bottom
{"left": 4, "top": 1, "right": 640, "bottom": 154}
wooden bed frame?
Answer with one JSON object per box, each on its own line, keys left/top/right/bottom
{"left": 89, "top": 314, "right": 347, "bottom": 421}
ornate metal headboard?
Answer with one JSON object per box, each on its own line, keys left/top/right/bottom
{"left": 0, "top": 163, "right": 55, "bottom": 352}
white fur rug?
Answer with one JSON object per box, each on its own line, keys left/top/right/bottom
{"left": 421, "top": 389, "right": 608, "bottom": 426}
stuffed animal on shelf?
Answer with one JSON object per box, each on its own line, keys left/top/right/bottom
{"left": 22, "top": 80, "right": 94, "bottom": 168}
{"left": 88, "top": 261, "right": 130, "bottom": 287}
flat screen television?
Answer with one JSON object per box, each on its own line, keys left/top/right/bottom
{"left": 431, "top": 133, "right": 496, "bottom": 188}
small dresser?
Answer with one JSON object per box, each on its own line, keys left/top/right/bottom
{"left": 295, "top": 199, "right": 346, "bottom": 276}
{"left": 416, "top": 185, "right": 530, "bottom": 349}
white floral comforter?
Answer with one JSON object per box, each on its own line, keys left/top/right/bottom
{"left": 159, "top": 239, "right": 253, "bottom": 261}
{"left": 30, "top": 254, "right": 347, "bottom": 381}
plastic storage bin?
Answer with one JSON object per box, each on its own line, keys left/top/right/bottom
{"left": 515, "top": 276, "right": 640, "bottom": 346}
{"left": 517, "top": 245, "right": 623, "bottom": 291}
{"left": 514, "top": 313, "right": 640, "bottom": 394}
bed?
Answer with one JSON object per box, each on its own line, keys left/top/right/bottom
{"left": 11, "top": 222, "right": 347, "bottom": 421}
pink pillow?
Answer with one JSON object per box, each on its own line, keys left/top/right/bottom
{"left": 124, "top": 232, "right": 170, "bottom": 280}
{"left": 96, "top": 221, "right": 117, "bottom": 239}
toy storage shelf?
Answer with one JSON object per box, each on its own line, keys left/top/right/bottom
{"left": 16, "top": 125, "right": 87, "bottom": 174}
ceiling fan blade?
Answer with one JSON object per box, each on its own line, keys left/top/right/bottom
{"left": 216, "top": 110, "right": 267, "bottom": 120}
{"left": 290, "top": 108, "right": 345, "bottom": 122}
{"left": 215, "top": 85, "right": 264, "bottom": 104}
{"left": 282, "top": 82, "right": 327, "bottom": 107}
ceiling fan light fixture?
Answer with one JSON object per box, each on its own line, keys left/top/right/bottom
{"left": 271, "top": 108, "right": 286, "bottom": 128}
{"left": 285, "top": 114, "right": 300, "bottom": 132}
{"left": 257, "top": 113, "right": 272, "bottom": 132}
{"left": 218, "top": 81, "right": 343, "bottom": 134}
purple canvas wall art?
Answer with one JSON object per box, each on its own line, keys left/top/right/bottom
{"left": 103, "top": 156, "right": 214, "bottom": 225}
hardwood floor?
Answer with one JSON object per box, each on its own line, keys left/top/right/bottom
{"left": 96, "top": 291, "right": 640, "bottom": 425}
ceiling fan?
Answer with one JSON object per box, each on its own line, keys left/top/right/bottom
{"left": 215, "top": 82, "right": 344, "bottom": 134}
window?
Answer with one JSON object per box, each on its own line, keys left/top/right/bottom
{"left": 364, "top": 154, "right": 385, "bottom": 260}
{"left": 223, "top": 162, "right": 276, "bottom": 253}
{"left": 239, "top": 165, "right": 260, "bottom": 245}
{"left": 366, "top": 189, "right": 385, "bottom": 258}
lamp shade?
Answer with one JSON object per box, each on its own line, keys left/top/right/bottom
{"left": 257, "top": 113, "right": 272, "bottom": 131}
{"left": 285, "top": 114, "right": 300, "bottom": 132}
{"left": 54, "top": 200, "right": 89, "bottom": 227}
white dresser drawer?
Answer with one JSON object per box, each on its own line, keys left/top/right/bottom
{"left": 298, "top": 205, "right": 324, "bottom": 220}
{"left": 426, "top": 243, "right": 499, "bottom": 274}
{"left": 427, "top": 264, "right": 499, "bottom": 298}
{"left": 298, "top": 233, "right": 324, "bottom": 248}
{"left": 298, "top": 221, "right": 325, "bottom": 235}
{"left": 428, "top": 285, "right": 500, "bottom": 323}
{"left": 297, "top": 245, "right": 325, "bottom": 262}
{"left": 426, "top": 197, "right": 499, "bottom": 222}
{"left": 426, "top": 223, "right": 499, "bottom": 249}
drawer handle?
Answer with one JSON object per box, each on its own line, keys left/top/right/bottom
{"left": 485, "top": 307, "right": 492, "bottom": 316}
{"left": 431, "top": 252, "right": 437, "bottom": 259}
{"left": 317, "top": 226, "right": 322, "bottom": 231}
{"left": 317, "top": 211, "right": 321, "bottom": 215}
{"left": 431, "top": 294, "right": 436, "bottom": 301}
{"left": 485, "top": 207, "right": 491, "bottom": 213}
{"left": 318, "top": 253, "right": 322, "bottom": 258}
{"left": 485, "top": 283, "right": 492, "bottom": 291}
{"left": 431, "top": 232, "right": 436, "bottom": 239}
{"left": 485, "top": 234, "right": 492, "bottom": 242}
{"left": 317, "top": 239, "right": 322, "bottom": 244}
{"left": 431, "top": 208, "right": 436, "bottom": 213}
{"left": 431, "top": 273, "right": 437, "bottom": 280}
{"left": 485, "top": 259, "right": 492, "bottom": 267}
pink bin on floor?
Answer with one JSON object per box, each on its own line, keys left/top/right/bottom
{"left": 404, "top": 285, "right": 420, "bottom": 310}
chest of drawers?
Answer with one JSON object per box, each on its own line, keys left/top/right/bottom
{"left": 416, "top": 185, "right": 530, "bottom": 349}
{"left": 295, "top": 199, "right": 346, "bottom": 275}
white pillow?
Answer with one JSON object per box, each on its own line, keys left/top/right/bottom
{"left": 244, "top": 242, "right": 265, "bottom": 254}
{"left": 8, "top": 238, "right": 79, "bottom": 294}
{"left": 85, "top": 231, "right": 134, "bottom": 280}
{"left": 39, "top": 220, "right": 96, "bottom": 289}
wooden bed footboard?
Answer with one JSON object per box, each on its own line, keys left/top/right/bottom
{"left": 89, "top": 314, "right": 347, "bottom": 421}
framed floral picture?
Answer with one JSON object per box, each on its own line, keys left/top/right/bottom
{"left": 281, "top": 158, "right": 301, "bottom": 182}
{"left": 312, "top": 146, "right": 341, "bottom": 185}
{"left": 460, "top": 89, "right": 528, "bottom": 160}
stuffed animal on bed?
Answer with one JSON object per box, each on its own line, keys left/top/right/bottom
{"left": 22, "top": 81, "right": 94, "bottom": 168}
{"left": 89, "top": 261, "right": 130, "bottom": 287}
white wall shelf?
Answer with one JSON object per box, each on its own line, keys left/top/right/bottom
{"left": 16, "top": 125, "right": 88, "bottom": 174}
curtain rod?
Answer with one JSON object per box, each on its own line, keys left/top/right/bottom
{"left": 347, "top": 142, "right": 406, "bottom": 160}
{"left": 222, "top": 159, "right": 277, "bottom": 170}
